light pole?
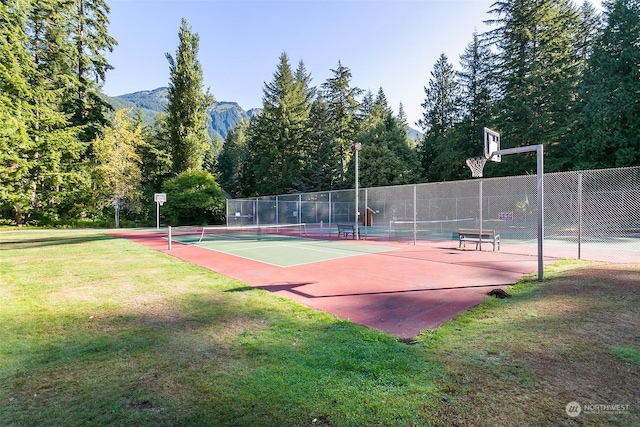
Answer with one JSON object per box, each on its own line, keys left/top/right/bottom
{"left": 350, "top": 143, "right": 362, "bottom": 240}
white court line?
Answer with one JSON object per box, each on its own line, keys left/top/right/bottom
{"left": 193, "top": 239, "right": 397, "bottom": 268}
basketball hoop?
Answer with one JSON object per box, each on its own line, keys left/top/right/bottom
{"left": 466, "top": 156, "right": 487, "bottom": 178}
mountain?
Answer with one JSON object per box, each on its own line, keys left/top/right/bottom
{"left": 408, "top": 127, "right": 422, "bottom": 141}
{"left": 106, "top": 87, "right": 421, "bottom": 141}
{"left": 106, "top": 87, "right": 257, "bottom": 140}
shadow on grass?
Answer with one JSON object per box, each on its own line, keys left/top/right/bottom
{"left": 1, "top": 288, "right": 445, "bottom": 427}
{"left": 0, "top": 233, "right": 115, "bottom": 251}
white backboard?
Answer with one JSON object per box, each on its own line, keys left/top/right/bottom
{"left": 484, "top": 127, "right": 501, "bottom": 162}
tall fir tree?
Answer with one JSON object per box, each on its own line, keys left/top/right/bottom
{"left": 321, "top": 61, "right": 363, "bottom": 187}
{"left": 571, "top": 0, "right": 640, "bottom": 168}
{"left": 217, "top": 118, "right": 249, "bottom": 197}
{"left": 486, "top": 0, "right": 581, "bottom": 174}
{"left": 165, "top": 18, "right": 214, "bottom": 174}
{"left": 25, "top": 0, "right": 89, "bottom": 223}
{"left": 397, "top": 102, "right": 409, "bottom": 131}
{"left": 0, "top": 0, "right": 34, "bottom": 224}
{"left": 67, "top": 0, "right": 117, "bottom": 142}
{"left": 307, "top": 93, "right": 338, "bottom": 191}
{"left": 240, "top": 53, "right": 313, "bottom": 196}
{"left": 138, "top": 113, "right": 173, "bottom": 195}
{"left": 348, "top": 114, "right": 420, "bottom": 188}
{"left": 360, "top": 90, "right": 375, "bottom": 126}
{"left": 457, "top": 31, "right": 498, "bottom": 160}
{"left": 417, "top": 53, "right": 461, "bottom": 181}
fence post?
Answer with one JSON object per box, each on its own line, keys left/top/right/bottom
{"left": 578, "top": 172, "right": 583, "bottom": 259}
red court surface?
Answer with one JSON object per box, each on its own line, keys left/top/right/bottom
{"left": 112, "top": 230, "right": 553, "bottom": 339}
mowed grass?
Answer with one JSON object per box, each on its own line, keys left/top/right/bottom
{"left": 1, "top": 230, "right": 638, "bottom": 426}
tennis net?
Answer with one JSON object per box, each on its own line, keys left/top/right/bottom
{"left": 389, "top": 218, "right": 475, "bottom": 240}
{"left": 198, "top": 223, "right": 308, "bottom": 243}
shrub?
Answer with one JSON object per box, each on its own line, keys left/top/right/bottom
{"left": 162, "top": 170, "right": 226, "bottom": 225}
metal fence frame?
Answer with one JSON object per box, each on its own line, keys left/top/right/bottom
{"left": 227, "top": 166, "right": 640, "bottom": 264}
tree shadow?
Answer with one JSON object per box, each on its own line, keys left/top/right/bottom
{"left": 0, "top": 233, "right": 115, "bottom": 251}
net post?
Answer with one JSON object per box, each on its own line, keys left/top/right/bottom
{"left": 168, "top": 226, "right": 172, "bottom": 251}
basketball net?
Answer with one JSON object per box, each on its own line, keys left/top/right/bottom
{"left": 466, "top": 156, "right": 487, "bottom": 178}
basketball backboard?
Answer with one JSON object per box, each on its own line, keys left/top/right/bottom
{"left": 484, "top": 127, "right": 501, "bottom": 162}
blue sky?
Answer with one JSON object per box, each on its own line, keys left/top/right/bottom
{"left": 102, "top": 0, "right": 601, "bottom": 129}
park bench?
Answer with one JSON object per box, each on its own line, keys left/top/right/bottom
{"left": 458, "top": 228, "right": 500, "bottom": 251}
{"left": 337, "top": 224, "right": 359, "bottom": 239}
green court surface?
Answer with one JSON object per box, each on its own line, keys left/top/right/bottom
{"left": 171, "top": 232, "right": 396, "bottom": 267}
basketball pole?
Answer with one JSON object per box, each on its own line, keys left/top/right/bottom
{"left": 489, "top": 144, "right": 544, "bottom": 281}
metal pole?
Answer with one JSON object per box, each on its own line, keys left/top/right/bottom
{"left": 168, "top": 226, "right": 172, "bottom": 251}
{"left": 578, "top": 172, "right": 583, "bottom": 259}
{"left": 480, "top": 144, "right": 545, "bottom": 280}
{"left": 479, "top": 179, "right": 483, "bottom": 251}
{"left": 364, "top": 188, "right": 369, "bottom": 240}
{"left": 413, "top": 184, "right": 417, "bottom": 245}
{"left": 354, "top": 148, "right": 359, "bottom": 240}
{"left": 256, "top": 198, "right": 259, "bottom": 226}
{"left": 156, "top": 202, "right": 160, "bottom": 230}
{"left": 537, "top": 145, "right": 544, "bottom": 281}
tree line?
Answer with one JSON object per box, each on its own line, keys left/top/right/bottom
{"left": 1, "top": 0, "right": 639, "bottom": 226}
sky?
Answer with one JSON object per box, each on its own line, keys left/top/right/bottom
{"left": 102, "top": 0, "right": 602, "bottom": 129}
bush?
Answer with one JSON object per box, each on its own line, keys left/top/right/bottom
{"left": 162, "top": 170, "right": 226, "bottom": 226}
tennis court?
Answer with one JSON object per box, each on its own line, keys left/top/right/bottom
{"left": 114, "top": 227, "right": 551, "bottom": 338}
{"left": 169, "top": 224, "right": 397, "bottom": 267}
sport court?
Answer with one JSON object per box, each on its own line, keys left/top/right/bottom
{"left": 170, "top": 224, "right": 397, "bottom": 267}
{"left": 116, "top": 227, "right": 547, "bottom": 339}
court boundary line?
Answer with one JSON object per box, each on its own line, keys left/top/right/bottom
{"left": 177, "top": 237, "right": 399, "bottom": 268}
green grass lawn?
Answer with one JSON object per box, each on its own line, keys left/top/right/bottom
{"left": 1, "top": 230, "right": 638, "bottom": 426}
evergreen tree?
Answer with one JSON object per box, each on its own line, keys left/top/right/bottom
{"left": 204, "top": 132, "right": 223, "bottom": 176}
{"left": 138, "top": 113, "right": 173, "bottom": 195}
{"left": 321, "top": 61, "right": 363, "bottom": 187}
{"left": 417, "top": 53, "right": 460, "bottom": 135}
{"left": 486, "top": 0, "right": 581, "bottom": 174}
{"left": 307, "top": 94, "right": 338, "bottom": 191}
{"left": 457, "top": 31, "right": 498, "bottom": 160}
{"left": 347, "top": 114, "right": 420, "bottom": 187}
{"left": 575, "top": 0, "right": 603, "bottom": 73}
{"left": 360, "top": 90, "right": 375, "bottom": 125}
{"left": 572, "top": 0, "right": 640, "bottom": 168}
{"left": 165, "top": 18, "right": 214, "bottom": 174}
{"left": 67, "top": 0, "right": 117, "bottom": 142}
{"left": 0, "top": 0, "right": 33, "bottom": 224}
{"left": 25, "top": 0, "right": 89, "bottom": 223}
{"left": 370, "top": 86, "right": 393, "bottom": 123}
{"left": 397, "top": 102, "right": 408, "bottom": 130}
{"left": 217, "top": 118, "right": 249, "bottom": 197}
{"left": 241, "top": 53, "right": 313, "bottom": 196}
{"left": 417, "top": 53, "right": 461, "bottom": 181}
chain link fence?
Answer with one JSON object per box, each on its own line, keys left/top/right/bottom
{"left": 227, "top": 166, "right": 640, "bottom": 263}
